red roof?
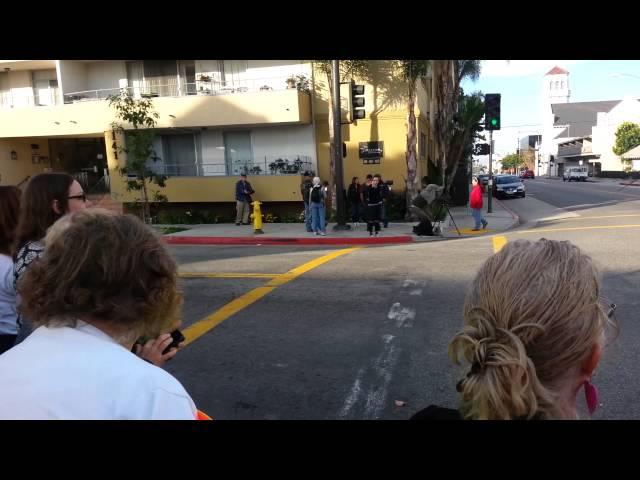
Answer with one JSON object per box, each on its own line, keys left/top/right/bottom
{"left": 545, "top": 66, "right": 569, "bottom": 76}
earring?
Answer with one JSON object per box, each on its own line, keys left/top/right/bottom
{"left": 584, "top": 379, "right": 599, "bottom": 415}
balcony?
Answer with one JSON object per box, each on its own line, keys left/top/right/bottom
{"left": 62, "top": 74, "right": 309, "bottom": 104}
{"left": 152, "top": 155, "right": 315, "bottom": 177}
{"left": 0, "top": 88, "right": 60, "bottom": 108}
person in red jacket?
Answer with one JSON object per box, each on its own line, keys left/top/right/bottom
{"left": 470, "top": 176, "right": 488, "bottom": 231}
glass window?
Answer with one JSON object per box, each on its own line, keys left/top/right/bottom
{"left": 224, "top": 131, "right": 253, "bottom": 176}
{"left": 161, "top": 133, "right": 199, "bottom": 176}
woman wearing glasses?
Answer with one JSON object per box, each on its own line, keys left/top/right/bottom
{"left": 13, "top": 173, "right": 90, "bottom": 343}
{"left": 411, "top": 238, "right": 618, "bottom": 420}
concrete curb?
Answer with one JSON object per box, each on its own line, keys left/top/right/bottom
{"left": 494, "top": 197, "right": 521, "bottom": 231}
{"left": 163, "top": 235, "right": 415, "bottom": 246}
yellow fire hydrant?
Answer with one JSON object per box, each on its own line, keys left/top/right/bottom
{"left": 252, "top": 200, "right": 264, "bottom": 234}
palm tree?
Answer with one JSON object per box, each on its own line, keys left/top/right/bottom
{"left": 445, "top": 91, "right": 486, "bottom": 187}
{"left": 314, "top": 60, "right": 369, "bottom": 215}
{"left": 399, "top": 60, "right": 430, "bottom": 217}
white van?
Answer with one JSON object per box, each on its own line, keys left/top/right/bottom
{"left": 563, "top": 166, "right": 588, "bottom": 182}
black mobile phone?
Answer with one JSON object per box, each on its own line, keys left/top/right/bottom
{"left": 162, "top": 329, "right": 185, "bottom": 355}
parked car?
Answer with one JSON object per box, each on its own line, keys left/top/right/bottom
{"left": 520, "top": 170, "right": 535, "bottom": 179}
{"left": 476, "top": 174, "right": 489, "bottom": 186}
{"left": 493, "top": 175, "right": 526, "bottom": 199}
{"left": 563, "top": 166, "right": 588, "bottom": 182}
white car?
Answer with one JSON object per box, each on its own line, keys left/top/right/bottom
{"left": 563, "top": 166, "right": 588, "bottom": 182}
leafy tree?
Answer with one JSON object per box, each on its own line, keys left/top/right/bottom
{"left": 612, "top": 121, "right": 640, "bottom": 156}
{"left": 500, "top": 153, "right": 526, "bottom": 171}
{"left": 108, "top": 90, "right": 167, "bottom": 224}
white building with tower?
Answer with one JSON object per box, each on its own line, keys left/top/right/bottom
{"left": 540, "top": 66, "right": 570, "bottom": 175}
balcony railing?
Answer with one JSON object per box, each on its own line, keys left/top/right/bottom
{"left": 62, "top": 74, "right": 309, "bottom": 104}
{"left": 149, "top": 155, "right": 315, "bottom": 177}
{"left": 0, "top": 89, "right": 60, "bottom": 108}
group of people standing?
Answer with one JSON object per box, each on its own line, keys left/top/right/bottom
{"left": 300, "top": 172, "right": 391, "bottom": 236}
{"left": 0, "top": 173, "right": 203, "bottom": 419}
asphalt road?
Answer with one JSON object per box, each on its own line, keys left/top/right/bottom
{"left": 164, "top": 180, "right": 640, "bottom": 420}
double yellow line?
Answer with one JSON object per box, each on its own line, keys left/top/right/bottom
{"left": 181, "top": 248, "right": 361, "bottom": 346}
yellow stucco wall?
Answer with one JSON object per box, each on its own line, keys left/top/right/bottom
{"left": 0, "top": 90, "right": 311, "bottom": 139}
{"left": 0, "top": 138, "right": 51, "bottom": 185}
{"left": 105, "top": 130, "right": 303, "bottom": 203}
{"left": 311, "top": 61, "right": 429, "bottom": 192}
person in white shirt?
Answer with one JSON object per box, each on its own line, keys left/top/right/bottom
{"left": 0, "top": 186, "right": 21, "bottom": 355}
{"left": 0, "top": 209, "right": 197, "bottom": 419}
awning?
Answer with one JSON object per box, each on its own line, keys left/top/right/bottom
{"left": 622, "top": 144, "right": 640, "bottom": 160}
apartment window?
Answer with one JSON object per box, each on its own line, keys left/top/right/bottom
{"left": 224, "top": 131, "right": 253, "bottom": 175}
{"left": 161, "top": 133, "right": 200, "bottom": 176}
{"left": 419, "top": 133, "right": 427, "bottom": 159}
{"left": 561, "top": 80, "right": 564, "bottom": 89}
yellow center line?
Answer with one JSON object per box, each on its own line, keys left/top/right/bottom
{"left": 181, "top": 247, "right": 362, "bottom": 346}
{"left": 179, "top": 273, "right": 280, "bottom": 279}
{"left": 512, "top": 224, "right": 640, "bottom": 235}
{"left": 492, "top": 236, "right": 508, "bottom": 253}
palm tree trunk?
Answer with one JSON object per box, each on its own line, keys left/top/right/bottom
{"left": 405, "top": 84, "right": 418, "bottom": 218}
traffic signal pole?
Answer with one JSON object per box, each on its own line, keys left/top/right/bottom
{"left": 332, "top": 60, "right": 349, "bottom": 230}
{"left": 487, "top": 129, "right": 493, "bottom": 213}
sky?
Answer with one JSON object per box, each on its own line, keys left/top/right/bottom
{"left": 462, "top": 60, "right": 640, "bottom": 163}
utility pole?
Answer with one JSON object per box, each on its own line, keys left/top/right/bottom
{"left": 332, "top": 59, "right": 349, "bottom": 230}
{"left": 487, "top": 129, "right": 493, "bottom": 213}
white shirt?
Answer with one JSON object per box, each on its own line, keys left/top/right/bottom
{"left": 0, "top": 321, "right": 197, "bottom": 419}
{"left": 0, "top": 254, "right": 17, "bottom": 336}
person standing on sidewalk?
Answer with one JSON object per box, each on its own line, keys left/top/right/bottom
{"left": 235, "top": 174, "right": 255, "bottom": 226}
{"left": 347, "top": 177, "right": 361, "bottom": 227}
{"left": 364, "top": 175, "right": 384, "bottom": 236}
{"left": 0, "top": 187, "right": 21, "bottom": 355}
{"left": 470, "top": 176, "right": 488, "bottom": 231}
{"left": 300, "top": 172, "right": 314, "bottom": 233}
{"left": 375, "top": 174, "right": 390, "bottom": 228}
{"left": 309, "top": 177, "right": 326, "bottom": 236}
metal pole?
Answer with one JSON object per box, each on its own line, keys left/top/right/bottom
{"left": 487, "top": 130, "right": 493, "bottom": 214}
{"left": 332, "top": 59, "right": 349, "bottom": 230}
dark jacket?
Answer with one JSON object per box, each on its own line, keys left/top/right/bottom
{"left": 235, "top": 180, "right": 255, "bottom": 203}
{"left": 410, "top": 406, "right": 462, "bottom": 420}
{"left": 347, "top": 183, "right": 361, "bottom": 203}
{"left": 301, "top": 180, "right": 313, "bottom": 203}
{"left": 363, "top": 184, "right": 384, "bottom": 205}
{"left": 309, "top": 184, "right": 326, "bottom": 204}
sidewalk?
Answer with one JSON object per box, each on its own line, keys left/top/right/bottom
{"left": 160, "top": 197, "right": 518, "bottom": 246}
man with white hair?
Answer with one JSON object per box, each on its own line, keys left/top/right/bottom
{"left": 309, "top": 176, "right": 326, "bottom": 236}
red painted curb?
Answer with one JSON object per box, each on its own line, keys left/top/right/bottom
{"left": 163, "top": 235, "right": 414, "bottom": 246}
{"left": 494, "top": 197, "right": 519, "bottom": 221}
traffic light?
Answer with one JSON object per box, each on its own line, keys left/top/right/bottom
{"left": 350, "top": 81, "right": 365, "bottom": 121}
{"left": 485, "top": 93, "right": 501, "bottom": 131}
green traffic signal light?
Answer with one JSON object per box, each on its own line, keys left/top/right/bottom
{"left": 491, "top": 118, "right": 497, "bottom": 126}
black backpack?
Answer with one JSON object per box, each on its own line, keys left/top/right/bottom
{"left": 310, "top": 185, "right": 322, "bottom": 203}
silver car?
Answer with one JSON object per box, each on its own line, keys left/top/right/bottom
{"left": 492, "top": 175, "right": 526, "bottom": 199}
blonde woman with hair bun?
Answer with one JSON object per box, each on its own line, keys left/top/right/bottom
{"left": 411, "top": 238, "right": 618, "bottom": 420}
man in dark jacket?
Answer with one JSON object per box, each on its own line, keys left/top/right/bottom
{"left": 375, "top": 174, "right": 390, "bottom": 228}
{"left": 300, "top": 172, "right": 314, "bottom": 232}
{"left": 363, "top": 175, "right": 385, "bottom": 236}
{"left": 235, "top": 174, "right": 255, "bottom": 225}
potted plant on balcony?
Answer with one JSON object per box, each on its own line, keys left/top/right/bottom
{"left": 294, "top": 75, "right": 310, "bottom": 93}
{"left": 286, "top": 76, "right": 297, "bottom": 89}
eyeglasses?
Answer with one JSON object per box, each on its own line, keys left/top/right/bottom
{"left": 607, "top": 303, "right": 617, "bottom": 318}
{"left": 68, "top": 194, "right": 87, "bottom": 202}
